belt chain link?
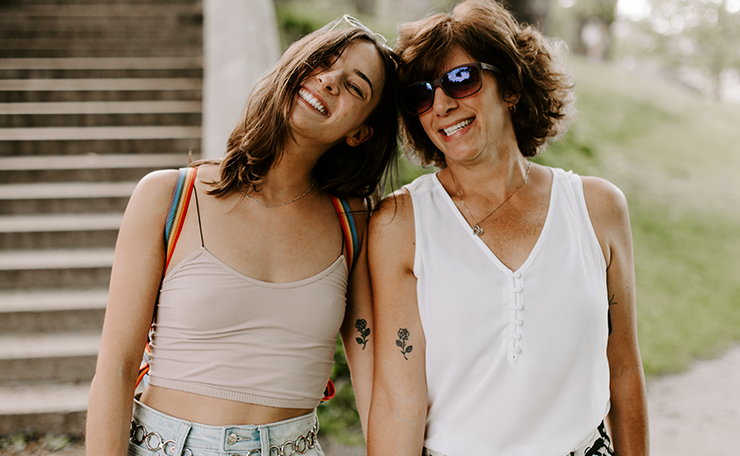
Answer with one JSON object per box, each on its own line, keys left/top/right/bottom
{"left": 130, "top": 421, "right": 318, "bottom": 456}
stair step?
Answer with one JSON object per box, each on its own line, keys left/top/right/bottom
{"left": 0, "top": 332, "right": 100, "bottom": 360}
{"left": 0, "top": 153, "right": 190, "bottom": 183}
{"left": 0, "top": 289, "right": 108, "bottom": 313}
{"left": 0, "top": 56, "right": 202, "bottom": 70}
{"left": 0, "top": 90, "right": 202, "bottom": 103}
{"left": 0, "top": 78, "right": 202, "bottom": 91}
{"left": 0, "top": 213, "right": 123, "bottom": 249}
{"left": 0, "top": 383, "right": 89, "bottom": 435}
{"left": 0, "top": 4, "right": 202, "bottom": 17}
{"left": 0, "top": 48, "right": 202, "bottom": 59}
{"left": 0, "top": 383, "right": 90, "bottom": 416}
{"left": 0, "top": 138, "right": 200, "bottom": 156}
{"left": 0, "top": 248, "right": 115, "bottom": 290}
{"left": 0, "top": 289, "right": 107, "bottom": 333}
{"left": 0, "top": 248, "right": 115, "bottom": 270}
{"left": 0, "top": 182, "right": 136, "bottom": 200}
{"left": 0, "top": 112, "right": 202, "bottom": 128}
{"left": 0, "top": 331, "right": 100, "bottom": 385}
{"left": 0, "top": 101, "right": 202, "bottom": 114}
{"left": 0, "top": 36, "right": 201, "bottom": 52}
{"left": 0, "top": 182, "right": 134, "bottom": 214}
{"left": 0, "top": 125, "right": 201, "bottom": 142}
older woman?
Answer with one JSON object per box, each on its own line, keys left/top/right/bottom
{"left": 368, "top": 1, "right": 648, "bottom": 455}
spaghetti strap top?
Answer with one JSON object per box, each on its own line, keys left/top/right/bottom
{"left": 147, "top": 186, "right": 350, "bottom": 409}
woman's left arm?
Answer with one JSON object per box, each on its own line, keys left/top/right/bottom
{"left": 582, "top": 177, "right": 649, "bottom": 456}
{"left": 338, "top": 201, "right": 374, "bottom": 438}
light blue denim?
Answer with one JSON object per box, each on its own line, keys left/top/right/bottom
{"left": 129, "top": 399, "right": 325, "bottom": 456}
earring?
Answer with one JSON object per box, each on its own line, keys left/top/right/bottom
{"left": 508, "top": 103, "right": 517, "bottom": 113}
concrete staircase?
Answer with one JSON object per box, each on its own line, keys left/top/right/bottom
{"left": 0, "top": 0, "right": 202, "bottom": 436}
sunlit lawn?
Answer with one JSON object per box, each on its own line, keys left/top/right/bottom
{"left": 538, "top": 56, "right": 740, "bottom": 375}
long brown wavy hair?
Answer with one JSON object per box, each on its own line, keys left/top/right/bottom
{"left": 207, "top": 20, "right": 399, "bottom": 206}
{"left": 395, "top": 0, "right": 575, "bottom": 167}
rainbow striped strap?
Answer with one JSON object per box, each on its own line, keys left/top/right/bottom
{"left": 137, "top": 167, "right": 197, "bottom": 387}
{"left": 163, "top": 167, "right": 198, "bottom": 272}
{"left": 329, "top": 195, "right": 359, "bottom": 272}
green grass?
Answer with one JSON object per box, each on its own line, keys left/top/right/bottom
{"left": 537, "top": 56, "right": 740, "bottom": 375}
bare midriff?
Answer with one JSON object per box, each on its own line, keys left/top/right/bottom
{"left": 139, "top": 385, "right": 314, "bottom": 426}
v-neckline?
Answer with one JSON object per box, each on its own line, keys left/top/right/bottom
{"left": 432, "top": 167, "right": 557, "bottom": 275}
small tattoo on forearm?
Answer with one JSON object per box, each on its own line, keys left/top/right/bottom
{"left": 608, "top": 294, "right": 617, "bottom": 335}
{"left": 355, "top": 319, "right": 370, "bottom": 350}
{"left": 396, "top": 328, "right": 413, "bottom": 360}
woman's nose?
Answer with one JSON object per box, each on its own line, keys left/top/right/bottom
{"left": 432, "top": 86, "right": 457, "bottom": 115}
{"left": 317, "top": 70, "right": 340, "bottom": 94}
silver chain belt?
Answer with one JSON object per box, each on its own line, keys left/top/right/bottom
{"left": 130, "top": 420, "right": 318, "bottom": 456}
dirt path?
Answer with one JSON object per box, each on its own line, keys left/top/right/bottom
{"left": 647, "top": 342, "right": 740, "bottom": 456}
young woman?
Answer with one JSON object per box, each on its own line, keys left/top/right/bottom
{"left": 86, "top": 16, "right": 397, "bottom": 456}
{"left": 368, "top": 1, "right": 649, "bottom": 455}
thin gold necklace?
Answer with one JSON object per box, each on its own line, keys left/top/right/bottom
{"left": 449, "top": 161, "right": 532, "bottom": 236}
{"left": 240, "top": 180, "right": 316, "bottom": 208}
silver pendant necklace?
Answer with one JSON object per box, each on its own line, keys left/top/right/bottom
{"left": 240, "top": 180, "right": 316, "bottom": 208}
{"left": 449, "top": 161, "right": 531, "bottom": 236}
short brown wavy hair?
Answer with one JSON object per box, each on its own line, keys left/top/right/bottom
{"left": 395, "top": 0, "right": 575, "bottom": 167}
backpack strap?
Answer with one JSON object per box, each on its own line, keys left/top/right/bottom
{"left": 329, "top": 195, "right": 360, "bottom": 272}
{"left": 136, "top": 167, "right": 198, "bottom": 387}
{"left": 320, "top": 195, "right": 361, "bottom": 402}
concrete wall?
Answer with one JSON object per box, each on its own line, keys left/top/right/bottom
{"left": 202, "top": 0, "right": 281, "bottom": 159}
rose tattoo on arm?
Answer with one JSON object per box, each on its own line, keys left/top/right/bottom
{"left": 355, "top": 319, "right": 370, "bottom": 350}
{"left": 396, "top": 328, "right": 413, "bottom": 360}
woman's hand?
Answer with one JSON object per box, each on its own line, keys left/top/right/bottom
{"left": 367, "top": 191, "right": 428, "bottom": 456}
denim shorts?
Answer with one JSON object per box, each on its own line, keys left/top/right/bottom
{"left": 128, "top": 400, "right": 325, "bottom": 456}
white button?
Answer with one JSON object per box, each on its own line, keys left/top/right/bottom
{"left": 513, "top": 271, "right": 522, "bottom": 278}
{"left": 513, "top": 333, "right": 522, "bottom": 340}
{"left": 513, "top": 346, "right": 522, "bottom": 354}
{"left": 515, "top": 319, "right": 524, "bottom": 326}
{"left": 515, "top": 304, "right": 523, "bottom": 311}
{"left": 514, "top": 286, "right": 523, "bottom": 293}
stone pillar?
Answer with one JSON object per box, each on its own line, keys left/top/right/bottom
{"left": 202, "top": 0, "right": 281, "bottom": 159}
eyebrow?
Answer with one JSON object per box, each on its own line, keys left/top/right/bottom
{"left": 354, "top": 69, "right": 374, "bottom": 99}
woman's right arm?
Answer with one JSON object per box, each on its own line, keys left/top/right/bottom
{"left": 86, "top": 170, "right": 179, "bottom": 456}
{"left": 367, "top": 191, "right": 428, "bottom": 456}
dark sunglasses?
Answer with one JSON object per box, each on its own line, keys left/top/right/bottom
{"left": 401, "top": 62, "right": 500, "bottom": 115}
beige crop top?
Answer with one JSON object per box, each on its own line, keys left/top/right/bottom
{"left": 147, "top": 191, "right": 349, "bottom": 409}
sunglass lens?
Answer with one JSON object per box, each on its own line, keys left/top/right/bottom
{"left": 443, "top": 65, "right": 481, "bottom": 98}
{"left": 403, "top": 82, "right": 434, "bottom": 115}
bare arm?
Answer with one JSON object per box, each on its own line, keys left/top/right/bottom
{"left": 86, "top": 170, "right": 179, "bottom": 456}
{"left": 339, "top": 201, "right": 373, "bottom": 437}
{"left": 367, "top": 191, "right": 428, "bottom": 456}
{"left": 583, "top": 177, "right": 649, "bottom": 456}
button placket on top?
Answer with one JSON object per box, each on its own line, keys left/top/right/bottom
{"left": 508, "top": 270, "right": 524, "bottom": 365}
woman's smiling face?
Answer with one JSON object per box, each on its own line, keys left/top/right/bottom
{"left": 290, "top": 39, "right": 385, "bottom": 149}
{"left": 417, "top": 47, "right": 514, "bottom": 165}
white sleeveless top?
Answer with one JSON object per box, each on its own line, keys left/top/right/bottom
{"left": 406, "top": 167, "right": 610, "bottom": 456}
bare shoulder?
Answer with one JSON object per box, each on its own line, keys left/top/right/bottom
{"left": 124, "top": 169, "right": 182, "bottom": 223}
{"left": 369, "top": 189, "right": 415, "bottom": 271}
{"left": 580, "top": 176, "right": 629, "bottom": 221}
{"left": 370, "top": 188, "right": 414, "bottom": 232}
{"left": 580, "top": 176, "right": 632, "bottom": 266}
